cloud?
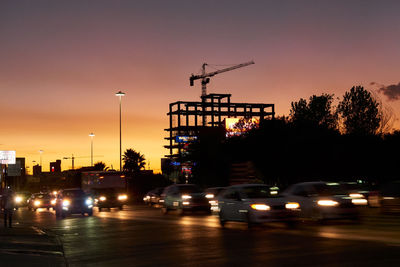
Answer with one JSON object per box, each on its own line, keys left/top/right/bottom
{"left": 378, "top": 82, "right": 400, "bottom": 101}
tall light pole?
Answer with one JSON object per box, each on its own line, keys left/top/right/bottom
{"left": 115, "top": 91, "right": 125, "bottom": 171}
{"left": 39, "top": 150, "right": 43, "bottom": 167}
{"left": 89, "top": 133, "right": 95, "bottom": 167}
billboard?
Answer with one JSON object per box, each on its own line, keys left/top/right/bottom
{"left": 225, "top": 118, "right": 260, "bottom": 137}
{"left": 175, "top": 136, "right": 198, "bottom": 143}
{"left": 0, "top": 150, "right": 16, "bottom": 164}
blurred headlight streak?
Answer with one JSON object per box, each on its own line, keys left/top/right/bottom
{"left": 383, "top": 197, "right": 395, "bottom": 200}
{"left": 285, "top": 202, "right": 300, "bottom": 209}
{"left": 349, "top": 193, "right": 363, "bottom": 198}
{"left": 51, "top": 199, "right": 56, "bottom": 205}
{"left": 118, "top": 195, "right": 128, "bottom": 200}
{"left": 182, "top": 201, "right": 190, "bottom": 205}
{"left": 270, "top": 191, "right": 278, "bottom": 195}
{"left": 205, "top": 194, "right": 214, "bottom": 199}
{"left": 250, "top": 204, "right": 270, "bottom": 211}
{"left": 15, "top": 196, "right": 23, "bottom": 203}
{"left": 182, "top": 195, "right": 192, "bottom": 199}
{"left": 86, "top": 198, "right": 93, "bottom": 205}
{"left": 352, "top": 198, "right": 368, "bottom": 205}
{"left": 99, "top": 196, "right": 106, "bottom": 201}
{"left": 317, "top": 200, "right": 339, "bottom": 206}
{"left": 62, "top": 200, "right": 70, "bottom": 207}
{"left": 34, "top": 200, "right": 41, "bottom": 206}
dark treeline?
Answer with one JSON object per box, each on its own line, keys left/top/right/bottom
{"left": 188, "top": 86, "right": 400, "bottom": 188}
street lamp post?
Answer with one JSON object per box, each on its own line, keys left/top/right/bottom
{"left": 115, "top": 91, "right": 125, "bottom": 171}
{"left": 39, "top": 150, "right": 43, "bottom": 167}
{"left": 89, "top": 133, "right": 95, "bottom": 167}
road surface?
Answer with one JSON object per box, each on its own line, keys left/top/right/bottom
{"left": 10, "top": 205, "right": 400, "bottom": 266}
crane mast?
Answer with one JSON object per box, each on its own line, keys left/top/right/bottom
{"left": 190, "top": 61, "right": 255, "bottom": 96}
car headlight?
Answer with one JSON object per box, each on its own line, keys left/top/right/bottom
{"left": 317, "top": 200, "right": 339, "bottom": 207}
{"left": 349, "top": 193, "right": 363, "bottom": 198}
{"left": 15, "top": 196, "right": 23, "bottom": 203}
{"left": 34, "top": 200, "right": 41, "bottom": 206}
{"left": 285, "top": 202, "right": 300, "bottom": 209}
{"left": 205, "top": 194, "right": 214, "bottom": 199}
{"left": 62, "top": 200, "right": 70, "bottom": 207}
{"left": 51, "top": 199, "right": 56, "bottom": 205}
{"left": 118, "top": 194, "right": 128, "bottom": 201}
{"left": 86, "top": 198, "right": 93, "bottom": 205}
{"left": 352, "top": 198, "right": 368, "bottom": 205}
{"left": 250, "top": 204, "right": 270, "bottom": 211}
{"left": 182, "top": 195, "right": 192, "bottom": 200}
{"left": 99, "top": 196, "right": 106, "bottom": 201}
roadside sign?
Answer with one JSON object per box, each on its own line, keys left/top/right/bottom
{"left": 0, "top": 151, "right": 16, "bottom": 164}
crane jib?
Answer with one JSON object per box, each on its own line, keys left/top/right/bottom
{"left": 189, "top": 61, "right": 255, "bottom": 96}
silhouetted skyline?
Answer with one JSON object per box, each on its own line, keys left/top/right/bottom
{"left": 1, "top": 0, "right": 399, "bottom": 172}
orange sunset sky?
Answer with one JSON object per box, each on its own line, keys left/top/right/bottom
{"left": 1, "top": 0, "right": 400, "bottom": 173}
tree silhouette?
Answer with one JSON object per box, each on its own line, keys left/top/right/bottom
{"left": 123, "top": 149, "right": 146, "bottom": 174}
{"left": 93, "top": 161, "right": 107, "bottom": 171}
{"left": 290, "top": 94, "right": 337, "bottom": 130}
{"left": 337, "top": 86, "right": 381, "bottom": 135}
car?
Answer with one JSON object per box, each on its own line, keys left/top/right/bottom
{"left": 28, "top": 193, "right": 53, "bottom": 211}
{"left": 379, "top": 180, "right": 400, "bottom": 214}
{"left": 14, "top": 191, "right": 31, "bottom": 210}
{"left": 143, "top": 187, "right": 164, "bottom": 206}
{"left": 55, "top": 188, "right": 94, "bottom": 218}
{"left": 218, "top": 184, "right": 300, "bottom": 228}
{"left": 91, "top": 188, "right": 128, "bottom": 211}
{"left": 160, "top": 184, "right": 210, "bottom": 215}
{"left": 339, "top": 181, "right": 372, "bottom": 206}
{"left": 281, "top": 181, "right": 359, "bottom": 222}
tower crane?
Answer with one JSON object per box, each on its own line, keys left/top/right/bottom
{"left": 63, "top": 154, "right": 103, "bottom": 170}
{"left": 190, "top": 61, "right": 255, "bottom": 96}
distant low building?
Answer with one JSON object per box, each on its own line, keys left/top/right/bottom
{"left": 50, "top": 160, "right": 61, "bottom": 173}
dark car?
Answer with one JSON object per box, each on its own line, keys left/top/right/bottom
{"left": 28, "top": 193, "right": 53, "bottom": 211}
{"left": 55, "top": 188, "right": 93, "bottom": 218}
{"left": 91, "top": 188, "right": 128, "bottom": 211}
{"left": 143, "top": 187, "right": 164, "bottom": 206}
{"left": 282, "top": 182, "right": 359, "bottom": 222}
{"left": 14, "top": 191, "right": 31, "bottom": 210}
{"left": 218, "top": 184, "right": 300, "bottom": 228}
{"left": 160, "top": 184, "right": 210, "bottom": 215}
{"left": 379, "top": 180, "right": 400, "bottom": 214}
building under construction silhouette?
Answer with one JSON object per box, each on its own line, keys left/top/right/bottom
{"left": 163, "top": 61, "right": 275, "bottom": 181}
{"left": 164, "top": 93, "right": 275, "bottom": 179}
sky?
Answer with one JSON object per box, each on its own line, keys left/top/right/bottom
{"left": 1, "top": 0, "right": 400, "bottom": 173}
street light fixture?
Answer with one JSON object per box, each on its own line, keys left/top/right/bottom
{"left": 115, "top": 90, "right": 125, "bottom": 171}
{"left": 89, "top": 133, "right": 95, "bottom": 167}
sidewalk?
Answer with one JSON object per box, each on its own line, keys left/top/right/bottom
{"left": 0, "top": 224, "right": 67, "bottom": 267}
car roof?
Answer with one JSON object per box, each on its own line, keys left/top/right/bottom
{"left": 290, "top": 181, "right": 330, "bottom": 186}
{"left": 227, "top": 184, "right": 271, "bottom": 189}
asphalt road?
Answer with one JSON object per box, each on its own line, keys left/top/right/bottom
{"left": 10, "top": 205, "right": 400, "bottom": 266}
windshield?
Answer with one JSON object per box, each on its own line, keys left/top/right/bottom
{"left": 63, "top": 190, "right": 85, "bottom": 197}
{"left": 34, "top": 194, "right": 51, "bottom": 199}
{"left": 242, "top": 186, "right": 272, "bottom": 199}
{"left": 94, "top": 188, "right": 116, "bottom": 195}
{"left": 313, "top": 183, "right": 348, "bottom": 196}
{"left": 178, "top": 185, "right": 202, "bottom": 194}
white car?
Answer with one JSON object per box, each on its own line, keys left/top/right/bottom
{"left": 218, "top": 184, "right": 300, "bottom": 228}
{"left": 281, "top": 181, "right": 360, "bottom": 222}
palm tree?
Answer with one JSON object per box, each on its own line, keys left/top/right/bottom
{"left": 93, "top": 161, "right": 108, "bottom": 171}
{"left": 122, "top": 149, "right": 146, "bottom": 174}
